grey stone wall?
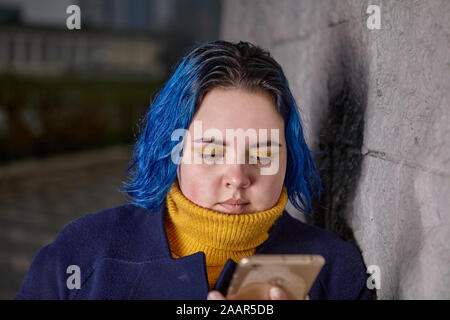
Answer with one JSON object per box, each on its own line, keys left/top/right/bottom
{"left": 221, "top": 0, "right": 450, "bottom": 299}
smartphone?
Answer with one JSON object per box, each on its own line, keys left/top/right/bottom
{"left": 226, "top": 254, "right": 325, "bottom": 300}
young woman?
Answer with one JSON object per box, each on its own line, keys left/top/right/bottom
{"left": 16, "top": 41, "right": 373, "bottom": 300}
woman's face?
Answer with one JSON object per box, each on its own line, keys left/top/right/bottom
{"left": 177, "top": 87, "right": 287, "bottom": 214}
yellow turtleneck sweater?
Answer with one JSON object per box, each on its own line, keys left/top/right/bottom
{"left": 164, "top": 181, "right": 288, "bottom": 289}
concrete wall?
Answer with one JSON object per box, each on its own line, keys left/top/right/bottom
{"left": 220, "top": 0, "right": 450, "bottom": 299}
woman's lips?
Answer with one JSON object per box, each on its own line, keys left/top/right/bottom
{"left": 219, "top": 203, "right": 249, "bottom": 213}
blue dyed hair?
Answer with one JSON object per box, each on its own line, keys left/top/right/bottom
{"left": 120, "top": 40, "right": 322, "bottom": 215}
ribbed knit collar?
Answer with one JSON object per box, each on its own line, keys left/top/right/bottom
{"left": 165, "top": 181, "right": 288, "bottom": 262}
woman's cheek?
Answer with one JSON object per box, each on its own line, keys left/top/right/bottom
{"left": 179, "top": 165, "right": 215, "bottom": 205}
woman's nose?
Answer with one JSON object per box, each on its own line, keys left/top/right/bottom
{"left": 223, "top": 164, "right": 251, "bottom": 189}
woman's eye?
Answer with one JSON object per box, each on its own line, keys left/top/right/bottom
{"left": 194, "top": 147, "right": 224, "bottom": 162}
{"left": 249, "top": 148, "right": 273, "bottom": 165}
{"left": 250, "top": 155, "right": 272, "bottom": 165}
{"left": 202, "top": 152, "right": 223, "bottom": 159}
{"left": 204, "top": 148, "right": 222, "bottom": 157}
{"left": 193, "top": 147, "right": 221, "bottom": 155}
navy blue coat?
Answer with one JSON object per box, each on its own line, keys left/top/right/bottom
{"left": 15, "top": 203, "right": 374, "bottom": 300}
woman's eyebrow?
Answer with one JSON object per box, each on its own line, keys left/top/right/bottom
{"left": 193, "top": 137, "right": 283, "bottom": 148}
{"left": 252, "top": 141, "right": 283, "bottom": 148}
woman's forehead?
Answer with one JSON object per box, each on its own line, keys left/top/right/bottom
{"left": 191, "top": 88, "right": 284, "bottom": 132}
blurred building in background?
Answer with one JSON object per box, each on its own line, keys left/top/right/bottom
{"left": 0, "top": 0, "right": 221, "bottom": 164}
{"left": 0, "top": 0, "right": 221, "bottom": 80}
{"left": 0, "top": 25, "right": 165, "bottom": 79}
{"left": 0, "top": 0, "right": 221, "bottom": 299}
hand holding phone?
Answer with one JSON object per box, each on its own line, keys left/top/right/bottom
{"left": 226, "top": 254, "right": 325, "bottom": 300}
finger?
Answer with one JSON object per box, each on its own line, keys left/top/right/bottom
{"left": 269, "top": 286, "right": 287, "bottom": 300}
{"left": 207, "top": 291, "right": 226, "bottom": 300}
{"left": 305, "top": 295, "right": 310, "bottom": 300}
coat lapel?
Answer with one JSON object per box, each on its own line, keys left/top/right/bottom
{"left": 116, "top": 204, "right": 211, "bottom": 299}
